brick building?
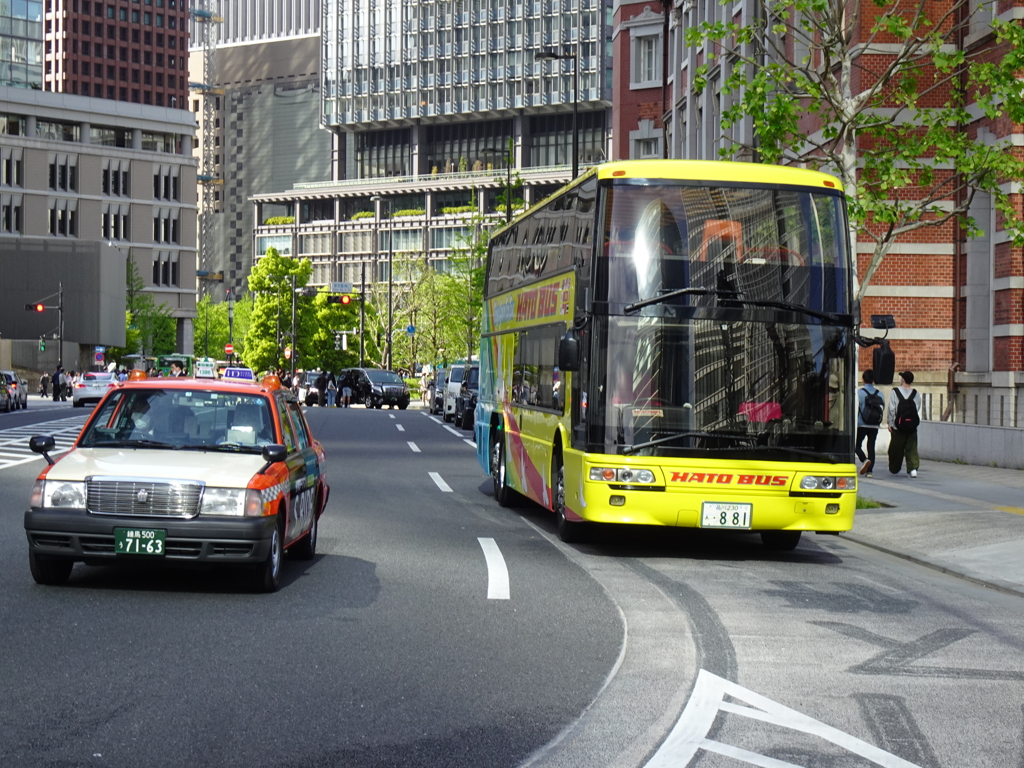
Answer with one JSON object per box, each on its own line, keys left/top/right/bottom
{"left": 42, "top": 0, "right": 190, "bottom": 108}
{"left": 611, "top": 0, "right": 1024, "bottom": 426}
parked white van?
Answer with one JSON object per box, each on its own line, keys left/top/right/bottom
{"left": 442, "top": 364, "right": 465, "bottom": 422}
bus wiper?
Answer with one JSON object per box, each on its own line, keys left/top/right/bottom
{"left": 623, "top": 431, "right": 752, "bottom": 455}
{"left": 708, "top": 445, "right": 839, "bottom": 464}
{"left": 724, "top": 297, "right": 849, "bottom": 325}
{"left": 624, "top": 288, "right": 741, "bottom": 315}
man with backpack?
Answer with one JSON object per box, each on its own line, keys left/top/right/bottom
{"left": 887, "top": 370, "right": 921, "bottom": 477}
{"left": 856, "top": 369, "right": 884, "bottom": 476}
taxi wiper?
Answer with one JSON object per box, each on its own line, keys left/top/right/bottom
{"left": 90, "top": 439, "right": 178, "bottom": 450}
{"left": 624, "top": 288, "right": 741, "bottom": 315}
{"left": 623, "top": 431, "right": 752, "bottom": 455}
{"left": 206, "top": 443, "right": 262, "bottom": 453}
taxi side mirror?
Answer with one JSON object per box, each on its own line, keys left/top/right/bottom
{"left": 29, "top": 435, "right": 56, "bottom": 466}
{"left": 258, "top": 443, "right": 288, "bottom": 475}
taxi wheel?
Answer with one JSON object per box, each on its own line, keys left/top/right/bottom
{"left": 760, "top": 530, "right": 802, "bottom": 551}
{"left": 29, "top": 552, "right": 74, "bottom": 586}
{"left": 292, "top": 507, "right": 318, "bottom": 561}
{"left": 252, "top": 517, "right": 284, "bottom": 593}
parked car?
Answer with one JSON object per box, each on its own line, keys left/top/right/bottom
{"left": 0, "top": 373, "right": 13, "bottom": 413}
{"left": 24, "top": 371, "right": 329, "bottom": 592}
{"left": 442, "top": 364, "right": 465, "bottom": 422}
{"left": 338, "top": 368, "right": 411, "bottom": 409}
{"left": 454, "top": 364, "right": 479, "bottom": 430}
{"left": 1, "top": 370, "right": 28, "bottom": 410}
{"left": 427, "top": 367, "right": 447, "bottom": 415}
{"left": 72, "top": 371, "right": 118, "bottom": 408}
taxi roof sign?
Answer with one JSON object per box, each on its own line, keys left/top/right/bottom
{"left": 222, "top": 367, "right": 256, "bottom": 381}
{"left": 195, "top": 359, "right": 218, "bottom": 379}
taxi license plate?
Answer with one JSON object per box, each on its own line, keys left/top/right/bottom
{"left": 701, "top": 502, "right": 752, "bottom": 529}
{"left": 114, "top": 528, "right": 166, "bottom": 555}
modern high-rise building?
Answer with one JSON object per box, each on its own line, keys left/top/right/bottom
{"left": 251, "top": 0, "right": 613, "bottom": 299}
{"left": 1, "top": 0, "right": 44, "bottom": 89}
{"left": 41, "top": 0, "right": 190, "bottom": 107}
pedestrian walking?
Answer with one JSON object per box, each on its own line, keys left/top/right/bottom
{"left": 856, "top": 369, "right": 884, "bottom": 476}
{"left": 52, "top": 367, "right": 63, "bottom": 402}
{"left": 39, "top": 372, "right": 49, "bottom": 398}
{"left": 326, "top": 373, "right": 338, "bottom": 407}
{"left": 315, "top": 371, "right": 327, "bottom": 406}
{"left": 341, "top": 380, "right": 352, "bottom": 408}
{"left": 887, "top": 370, "right": 921, "bottom": 477}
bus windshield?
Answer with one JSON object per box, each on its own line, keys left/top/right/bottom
{"left": 587, "top": 315, "right": 851, "bottom": 461}
{"left": 600, "top": 182, "right": 850, "bottom": 316}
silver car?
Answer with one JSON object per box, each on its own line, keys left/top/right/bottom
{"left": 72, "top": 372, "right": 118, "bottom": 408}
{"left": 1, "top": 371, "right": 27, "bottom": 410}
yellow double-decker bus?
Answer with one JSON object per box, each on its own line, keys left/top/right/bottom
{"left": 475, "top": 160, "right": 859, "bottom": 548}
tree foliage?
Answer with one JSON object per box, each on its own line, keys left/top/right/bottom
{"left": 686, "top": 0, "right": 1024, "bottom": 298}
{"left": 106, "top": 258, "right": 175, "bottom": 369}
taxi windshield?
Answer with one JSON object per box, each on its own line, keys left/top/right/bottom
{"left": 78, "top": 389, "right": 276, "bottom": 453}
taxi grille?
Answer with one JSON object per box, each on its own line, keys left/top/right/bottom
{"left": 87, "top": 479, "right": 203, "bottom": 518}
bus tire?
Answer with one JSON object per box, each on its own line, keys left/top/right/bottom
{"left": 491, "top": 430, "right": 513, "bottom": 507}
{"left": 553, "top": 453, "right": 586, "bottom": 543}
{"left": 760, "top": 530, "right": 801, "bottom": 551}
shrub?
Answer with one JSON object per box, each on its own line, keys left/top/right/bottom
{"left": 392, "top": 208, "right": 426, "bottom": 217}
{"left": 441, "top": 205, "right": 476, "bottom": 215}
{"left": 263, "top": 216, "right": 295, "bottom": 225}
{"left": 351, "top": 211, "right": 375, "bottom": 220}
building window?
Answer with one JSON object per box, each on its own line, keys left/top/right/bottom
{"left": 36, "top": 120, "right": 81, "bottom": 142}
{"left": 153, "top": 208, "right": 179, "bottom": 244}
{"left": 1, "top": 148, "right": 24, "bottom": 186}
{"left": 153, "top": 165, "right": 180, "bottom": 200}
{"left": 102, "top": 160, "right": 130, "bottom": 196}
{"left": 48, "top": 199, "right": 78, "bottom": 237}
{"left": 635, "top": 36, "right": 659, "bottom": 85}
{"left": 48, "top": 154, "right": 78, "bottom": 191}
{"left": 102, "top": 202, "right": 130, "bottom": 240}
{"left": 1, "top": 194, "right": 23, "bottom": 234}
{"left": 152, "top": 250, "right": 179, "bottom": 286}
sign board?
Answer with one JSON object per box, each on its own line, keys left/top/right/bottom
{"left": 222, "top": 367, "right": 255, "bottom": 381}
{"left": 407, "top": 325, "right": 416, "bottom": 335}
{"left": 224, "top": 343, "right": 234, "bottom": 355}
{"left": 195, "top": 359, "right": 217, "bottom": 378}
{"left": 330, "top": 282, "right": 354, "bottom": 293}
{"left": 95, "top": 352, "right": 105, "bottom": 363}
{"left": 95, "top": 346, "right": 106, "bottom": 353}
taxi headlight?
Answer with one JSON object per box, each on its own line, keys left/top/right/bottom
{"left": 201, "top": 488, "right": 263, "bottom": 517}
{"left": 589, "top": 467, "right": 657, "bottom": 484}
{"left": 41, "top": 480, "right": 87, "bottom": 508}
{"left": 800, "top": 476, "right": 856, "bottom": 491}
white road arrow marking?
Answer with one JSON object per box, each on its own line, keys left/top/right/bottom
{"left": 645, "top": 670, "right": 922, "bottom": 768}
{"left": 477, "top": 537, "right": 510, "bottom": 600}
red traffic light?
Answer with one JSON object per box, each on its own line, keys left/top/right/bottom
{"left": 327, "top": 294, "right": 353, "bottom": 305}
{"left": 341, "top": 294, "right": 352, "bottom": 305}
{"left": 25, "top": 303, "right": 45, "bottom": 312}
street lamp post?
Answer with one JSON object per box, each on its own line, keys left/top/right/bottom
{"left": 227, "top": 288, "right": 234, "bottom": 364}
{"left": 537, "top": 46, "right": 579, "bottom": 179}
{"left": 372, "top": 195, "right": 394, "bottom": 370}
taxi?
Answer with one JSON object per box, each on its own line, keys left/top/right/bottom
{"left": 24, "top": 371, "right": 329, "bottom": 592}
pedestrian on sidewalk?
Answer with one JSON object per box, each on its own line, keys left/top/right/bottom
{"left": 856, "top": 369, "right": 884, "bottom": 476}
{"left": 887, "top": 370, "right": 921, "bottom": 477}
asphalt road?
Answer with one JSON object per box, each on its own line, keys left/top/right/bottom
{"left": 2, "top": 398, "right": 1023, "bottom": 768}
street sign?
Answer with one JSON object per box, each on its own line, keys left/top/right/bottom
{"left": 330, "top": 282, "right": 354, "bottom": 293}
{"left": 95, "top": 352, "right": 105, "bottom": 363}
{"left": 224, "top": 343, "right": 234, "bottom": 355}
{"left": 95, "top": 346, "right": 106, "bottom": 353}
{"left": 407, "top": 325, "right": 416, "bottom": 335}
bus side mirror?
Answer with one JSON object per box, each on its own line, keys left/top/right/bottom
{"left": 558, "top": 333, "right": 581, "bottom": 372}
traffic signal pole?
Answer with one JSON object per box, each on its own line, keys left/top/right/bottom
{"left": 25, "top": 281, "right": 64, "bottom": 368}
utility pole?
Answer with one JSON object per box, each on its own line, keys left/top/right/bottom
{"left": 290, "top": 273, "right": 297, "bottom": 384}
{"left": 359, "top": 260, "right": 366, "bottom": 367}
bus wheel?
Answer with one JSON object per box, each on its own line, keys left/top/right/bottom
{"left": 760, "top": 530, "right": 801, "bottom": 551}
{"left": 491, "top": 431, "right": 513, "bottom": 507}
{"left": 553, "top": 454, "right": 586, "bottom": 543}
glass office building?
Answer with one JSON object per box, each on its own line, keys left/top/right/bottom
{"left": 1, "top": 0, "right": 44, "bottom": 89}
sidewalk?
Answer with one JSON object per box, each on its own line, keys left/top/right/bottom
{"left": 846, "top": 458, "right": 1024, "bottom": 598}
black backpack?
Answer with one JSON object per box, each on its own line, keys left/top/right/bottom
{"left": 893, "top": 389, "right": 920, "bottom": 433}
{"left": 860, "top": 389, "right": 884, "bottom": 426}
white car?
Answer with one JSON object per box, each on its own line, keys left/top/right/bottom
{"left": 72, "top": 372, "right": 118, "bottom": 408}
{"left": 442, "top": 364, "right": 465, "bottom": 423}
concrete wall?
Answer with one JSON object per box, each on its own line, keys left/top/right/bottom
{"left": 918, "top": 421, "right": 1024, "bottom": 469}
{"left": 0, "top": 238, "right": 126, "bottom": 347}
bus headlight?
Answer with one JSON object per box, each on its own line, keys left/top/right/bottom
{"left": 800, "top": 476, "right": 856, "bottom": 491}
{"left": 589, "top": 467, "right": 657, "bottom": 484}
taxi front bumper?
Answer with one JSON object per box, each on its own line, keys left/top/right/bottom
{"left": 24, "top": 508, "right": 278, "bottom": 565}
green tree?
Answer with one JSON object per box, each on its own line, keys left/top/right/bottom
{"left": 686, "top": 0, "right": 1024, "bottom": 298}
{"left": 194, "top": 294, "right": 254, "bottom": 361}
{"left": 244, "top": 248, "right": 314, "bottom": 373}
{"left": 106, "top": 258, "right": 174, "bottom": 368}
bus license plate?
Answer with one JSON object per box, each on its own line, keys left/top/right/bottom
{"left": 114, "top": 528, "right": 166, "bottom": 555}
{"left": 701, "top": 503, "right": 752, "bottom": 529}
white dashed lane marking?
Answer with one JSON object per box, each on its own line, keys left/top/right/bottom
{"left": 477, "top": 538, "right": 510, "bottom": 600}
{"left": 408, "top": 442, "right": 421, "bottom": 453}
{"left": 428, "top": 472, "right": 453, "bottom": 492}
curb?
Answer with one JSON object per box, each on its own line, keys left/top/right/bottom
{"left": 840, "top": 532, "right": 1024, "bottom": 600}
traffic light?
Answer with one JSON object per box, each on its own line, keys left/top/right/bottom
{"left": 39, "top": 337, "right": 46, "bottom": 352}
{"left": 25, "top": 303, "right": 45, "bottom": 312}
{"left": 334, "top": 333, "right": 342, "bottom": 351}
{"left": 326, "top": 295, "right": 352, "bottom": 305}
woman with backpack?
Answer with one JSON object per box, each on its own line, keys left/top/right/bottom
{"left": 856, "top": 369, "right": 884, "bottom": 476}
{"left": 887, "top": 370, "right": 921, "bottom": 477}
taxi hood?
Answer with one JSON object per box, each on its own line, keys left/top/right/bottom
{"left": 46, "top": 448, "right": 265, "bottom": 488}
